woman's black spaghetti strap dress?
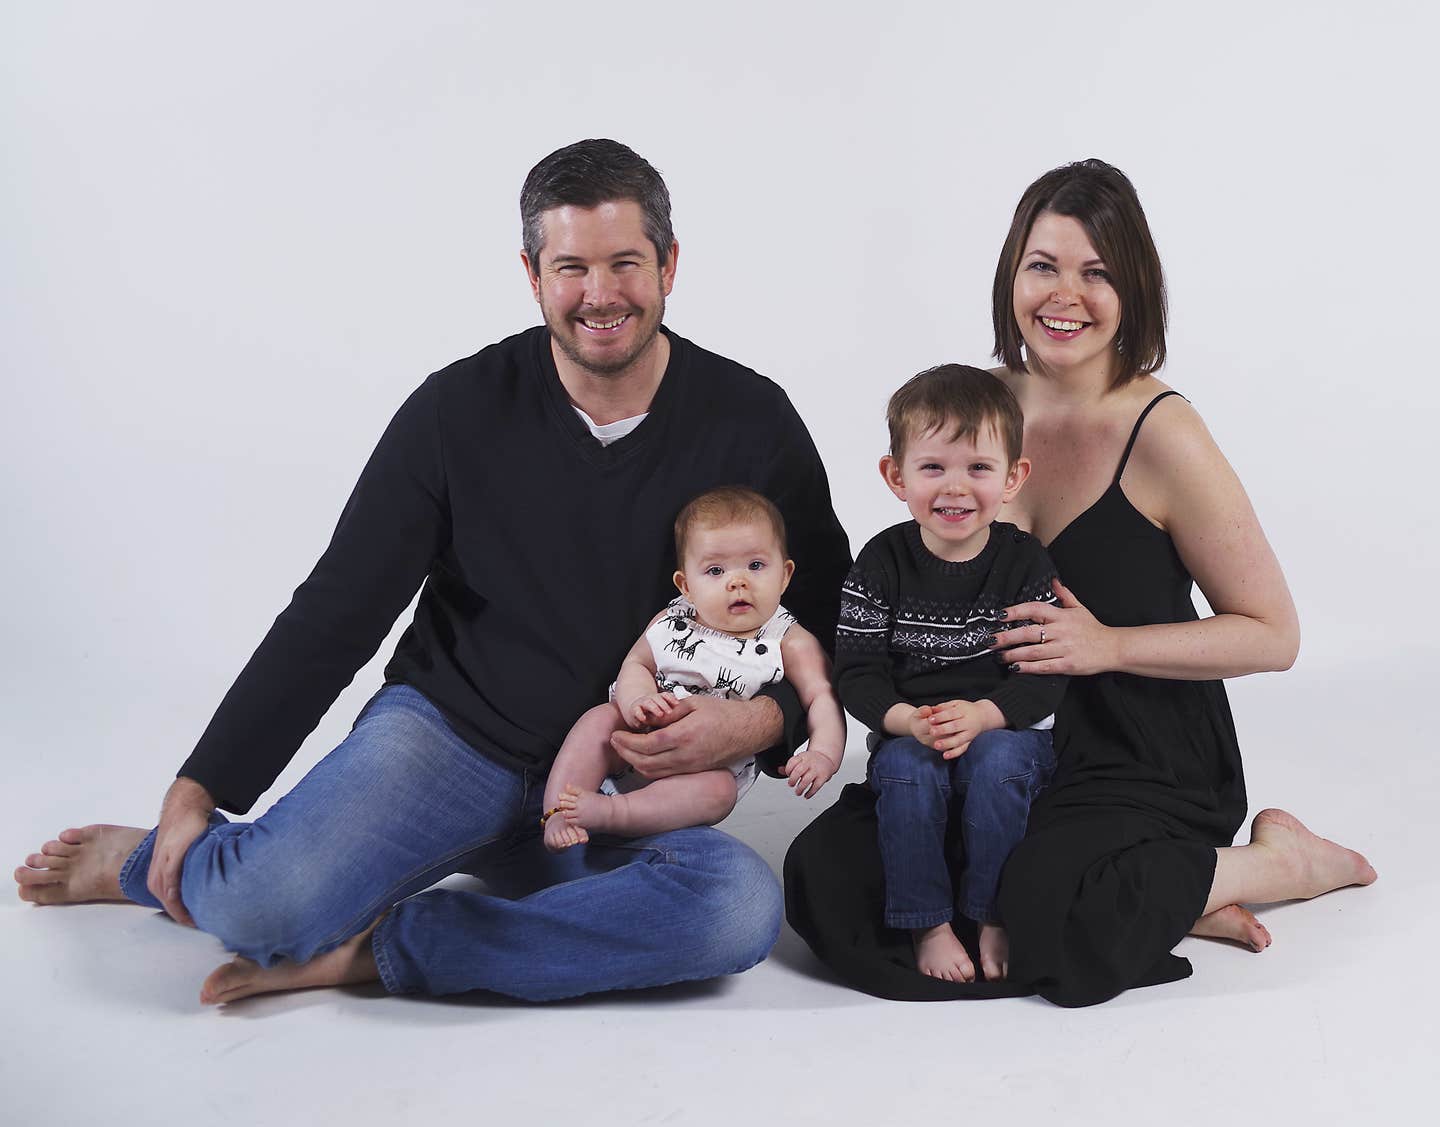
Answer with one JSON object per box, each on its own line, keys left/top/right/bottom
{"left": 784, "top": 391, "right": 1247, "bottom": 1006}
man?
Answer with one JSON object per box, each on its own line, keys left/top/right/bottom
{"left": 13, "top": 139, "right": 851, "bottom": 1003}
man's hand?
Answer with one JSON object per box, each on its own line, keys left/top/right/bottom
{"left": 146, "top": 777, "right": 215, "bottom": 926}
{"left": 610, "top": 694, "right": 783, "bottom": 780}
{"left": 911, "top": 699, "right": 1004, "bottom": 759}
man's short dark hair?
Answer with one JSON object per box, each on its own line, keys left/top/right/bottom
{"left": 991, "top": 158, "right": 1168, "bottom": 388}
{"left": 887, "top": 364, "right": 1026, "bottom": 466}
{"left": 520, "top": 139, "right": 674, "bottom": 268}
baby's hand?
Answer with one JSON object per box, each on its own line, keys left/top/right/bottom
{"left": 626, "top": 692, "right": 679, "bottom": 730}
{"left": 783, "top": 749, "right": 839, "bottom": 799}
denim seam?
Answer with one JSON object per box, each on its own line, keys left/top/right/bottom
{"left": 116, "top": 834, "right": 149, "bottom": 901}
{"left": 884, "top": 907, "right": 954, "bottom": 929}
{"left": 957, "top": 900, "right": 1000, "bottom": 925}
{"left": 875, "top": 776, "right": 950, "bottom": 789}
{"left": 371, "top": 912, "right": 404, "bottom": 994}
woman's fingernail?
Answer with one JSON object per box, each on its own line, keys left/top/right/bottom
{"left": 997, "top": 610, "right": 1009, "bottom": 620}
{"left": 1008, "top": 663, "right": 1021, "bottom": 672}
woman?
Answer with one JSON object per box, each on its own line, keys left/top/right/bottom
{"left": 783, "top": 159, "right": 1376, "bottom": 1006}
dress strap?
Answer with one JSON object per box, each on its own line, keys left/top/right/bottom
{"left": 1114, "top": 390, "right": 1185, "bottom": 485}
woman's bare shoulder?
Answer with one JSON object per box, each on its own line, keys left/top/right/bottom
{"left": 1123, "top": 383, "right": 1246, "bottom": 529}
{"left": 1127, "top": 382, "right": 1221, "bottom": 466}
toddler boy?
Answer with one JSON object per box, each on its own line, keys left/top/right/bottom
{"left": 836, "top": 364, "right": 1066, "bottom": 983}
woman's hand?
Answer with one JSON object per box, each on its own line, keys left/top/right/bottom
{"left": 991, "top": 578, "right": 1120, "bottom": 677}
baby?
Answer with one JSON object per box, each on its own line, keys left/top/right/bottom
{"left": 543, "top": 485, "right": 845, "bottom": 851}
{"left": 835, "top": 364, "right": 1067, "bottom": 983}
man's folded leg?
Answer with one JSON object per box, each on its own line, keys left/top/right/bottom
{"left": 373, "top": 824, "right": 784, "bottom": 1000}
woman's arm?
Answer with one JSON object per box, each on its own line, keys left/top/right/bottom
{"left": 997, "top": 398, "right": 1299, "bottom": 680}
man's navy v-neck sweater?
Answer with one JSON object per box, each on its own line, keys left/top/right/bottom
{"left": 180, "top": 326, "right": 852, "bottom": 813}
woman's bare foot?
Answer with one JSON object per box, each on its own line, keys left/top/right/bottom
{"left": 1251, "top": 808, "right": 1377, "bottom": 899}
{"left": 199, "top": 918, "right": 381, "bottom": 1005}
{"left": 13, "top": 825, "right": 146, "bottom": 905}
{"left": 543, "top": 808, "right": 589, "bottom": 852}
{"left": 912, "top": 923, "right": 975, "bottom": 983}
{"left": 977, "top": 922, "right": 1010, "bottom": 980}
{"left": 1190, "top": 904, "right": 1272, "bottom": 951}
{"left": 558, "top": 783, "right": 629, "bottom": 836}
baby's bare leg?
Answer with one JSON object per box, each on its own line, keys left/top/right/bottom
{"left": 560, "top": 770, "right": 738, "bottom": 839}
{"left": 543, "top": 704, "right": 628, "bottom": 852}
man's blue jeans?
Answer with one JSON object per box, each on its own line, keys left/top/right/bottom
{"left": 117, "top": 684, "right": 782, "bottom": 1000}
{"left": 869, "top": 730, "right": 1055, "bottom": 928}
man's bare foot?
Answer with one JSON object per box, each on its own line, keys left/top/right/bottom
{"left": 1190, "top": 904, "right": 1272, "bottom": 951}
{"left": 199, "top": 918, "right": 382, "bottom": 1005}
{"left": 977, "top": 921, "right": 1009, "bottom": 981}
{"left": 912, "top": 923, "right": 975, "bottom": 983}
{"left": 558, "top": 783, "right": 629, "bottom": 836}
{"left": 13, "top": 825, "right": 146, "bottom": 905}
{"left": 543, "top": 809, "right": 589, "bottom": 852}
{"left": 1251, "top": 808, "right": 1378, "bottom": 899}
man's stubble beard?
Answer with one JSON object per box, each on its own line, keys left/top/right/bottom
{"left": 546, "top": 293, "right": 667, "bottom": 378}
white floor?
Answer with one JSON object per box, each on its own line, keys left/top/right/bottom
{"left": 4, "top": 655, "right": 1432, "bottom": 1127}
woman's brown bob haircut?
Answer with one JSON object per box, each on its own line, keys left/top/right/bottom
{"left": 992, "top": 159, "right": 1167, "bottom": 389}
{"left": 674, "top": 486, "right": 788, "bottom": 567}
{"left": 887, "top": 364, "right": 1025, "bottom": 467}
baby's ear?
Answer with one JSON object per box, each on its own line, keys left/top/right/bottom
{"left": 673, "top": 569, "right": 688, "bottom": 597}
{"left": 780, "top": 558, "right": 796, "bottom": 591}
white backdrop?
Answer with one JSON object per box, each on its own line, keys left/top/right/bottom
{"left": 3, "top": 4, "right": 1437, "bottom": 1122}
{"left": 6, "top": 2, "right": 1434, "bottom": 815}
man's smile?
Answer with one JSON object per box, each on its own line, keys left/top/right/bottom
{"left": 580, "top": 313, "right": 631, "bottom": 332}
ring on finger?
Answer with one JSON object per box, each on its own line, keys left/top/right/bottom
{"left": 1039, "top": 625, "right": 1047, "bottom": 645}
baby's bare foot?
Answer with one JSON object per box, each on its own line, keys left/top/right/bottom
{"left": 912, "top": 923, "right": 975, "bottom": 983}
{"left": 200, "top": 919, "right": 381, "bottom": 1005}
{"left": 978, "top": 921, "right": 1010, "bottom": 981}
{"left": 559, "top": 784, "right": 627, "bottom": 836}
{"left": 13, "top": 825, "right": 146, "bottom": 905}
{"left": 543, "top": 810, "right": 589, "bottom": 853}
{"left": 1191, "top": 904, "right": 1272, "bottom": 952}
{"left": 1251, "top": 808, "right": 1377, "bottom": 899}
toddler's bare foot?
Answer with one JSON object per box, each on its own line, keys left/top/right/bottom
{"left": 1251, "top": 808, "right": 1377, "bottom": 899}
{"left": 977, "top": 921, "right": 1010, "bottom": 981}
{"left": 1191, "top": 904, "right": 1272, "bottom": 952}
{"left": 912, "top": 923, "right": 975, "bottom": 983}
{"left": 558, "top": 783, "right": 628, "bottom": 836}
{"left": 14, "top": 825, "right": 146, "bottom": 905}
{"left": 543, "top": 810, "right": 588, "bottom": 853}
{"left": 200, "top": 918, "right": 381, "bottom": 1005}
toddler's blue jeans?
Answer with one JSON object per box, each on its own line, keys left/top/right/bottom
{"left": 870, "top": 730, "right": 1055, "bottom": 928}
{"left": 118, "top": 684, "right": 782, "bottom": 999}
